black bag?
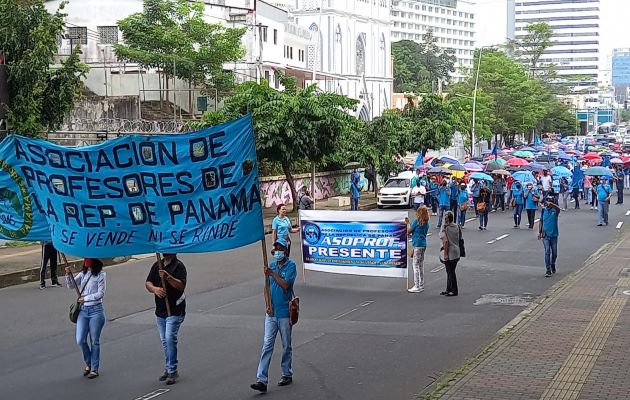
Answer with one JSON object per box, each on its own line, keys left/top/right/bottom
{"left": 458, "top": 226, "right": 466, "bottom": 257}
{"left": 69, "top": 274, "right": 91, "bottom": 324}
{"left": 289, "top": 289, "right": 299, "bottom": 326}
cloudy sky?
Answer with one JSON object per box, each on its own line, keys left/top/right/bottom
{"left": 473, "top": 0, "right": 630, "bottom": 72}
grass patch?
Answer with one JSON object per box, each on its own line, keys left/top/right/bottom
{"left": 1, "top": 241, "right": 38, "bottom": 248}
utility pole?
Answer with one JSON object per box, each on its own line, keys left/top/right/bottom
{"left": 471, "top": 47, "right": 483, "bottom": 158}
{"left": 309, "top": 0, "right": 324, "bottom": 210}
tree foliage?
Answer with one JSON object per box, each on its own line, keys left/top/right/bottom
{"left": 448, "top": 83, "right": 495, "bottom": 152}
{"left": 392, "top": 30, "right": 456, "bottom": 93}
{"left": 199, "top": 73, "right": 358, "bottom": 209}
{"left": 0, "top": 0, "right": 88, "bottom": 136}
{"left": 114, "top": 0, "right": 245, "bottom": 92}
{"left": 402, "top": 94, "right": 459, "bottom": 156}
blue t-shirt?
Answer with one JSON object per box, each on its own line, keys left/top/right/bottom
{"left": 512, "top": 184, "right": 524, "bottom": 205}
{"left": 350, "top": 179, "right": 360, "bottom": 198}
{"left": 428, "top": 182, "right": 438, "bottom": 195}
{"left": 268, "top": 259, "right": 297, "bottom": 318}
{"left": 272, "top": 215, "right": 291, "bottom": 240}
{"left": 597, "top": 184, "right": 612, "bottom": 201}
{"left": 437, "top": 186, "right": 450, "bottom": 207}
{"left": 410, "top": 219, "right": 429, "bottom": 248}
{"left": 525, "top": 187, "right": 539, "bottom": 209}
{"left": 541, "top": 207, "right": 559, "bottom": 238}
{"left": 457, "top": 189, "right": 469, "bottom": 205}
{"left": 471, "top": 183, "right": 480, "bottom": 197}
{"left": 449, "top": 182, "right": 459, "bottom": 201}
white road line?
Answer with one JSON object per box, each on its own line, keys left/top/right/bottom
{"left": 487, "top": 234, "right": 509, "bottom": 244}
{"left": 625, "top": 211, "right": 630, "bottom": 216}
{"left": 616, "top": 222, "right": 623, "bottom": 229}
{"left": 487, "top": 239, "right": 497, "bottom": 244}
{"left": 466, "top": 217, "right": 477, "bottom": 222}
{"left": 430, "top": 265, "right": 445, "bottom": 273}
{"left": 134, "top": 389, "right": 170, "bottom": 400}
{"left": 333, "top": 308, "right": 358, "bottom": 320}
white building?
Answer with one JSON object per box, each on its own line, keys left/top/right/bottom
{"left": 508, "top": 0, "right": 601, "bottom": 90}
{"left": 390, "top": 0, "right": 476, "bottom": 82}
{"left": 286, "top": 0, "right": 393, "bottom": 120}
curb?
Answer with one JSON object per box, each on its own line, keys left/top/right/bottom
{"left": 419, "top": 229, "right": 628, "bottom": 400}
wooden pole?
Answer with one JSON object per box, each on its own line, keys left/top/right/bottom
{"left": 155, "top": 253, "right": 171, "bottom": 317}
{"left": 261, "top": 235, "right": 273, "bottom": 316}
{"left": 61, "top": 253, "right": 81, "bottom": 298}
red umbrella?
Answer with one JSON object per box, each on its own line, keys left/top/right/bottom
{"left": 583, "top": 152, "right": 600, "bottom": 160}
{"left": 506, "top": 158, "right": 529, "bottom": 167}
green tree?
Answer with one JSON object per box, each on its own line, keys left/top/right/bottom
{"left": 402, "top": 94, "right": 458, "bottom": 156}
{"left": 0, "top": 0, "right": 88, "bottom": 136}
{"left": 621, "top": 109, "right": 630, "bottom": 122}
{"left": 539, "top": 98, "right": 577, "bottom": 134}
{"left": 114, "top": 0, "right": 245, "bottom": 94}
{"left": 506, "top": 22, "right": 553, "bottom": 79}
{"left": 392, "top": 30, "right": 456, "bottom": 93}
{"left": 200, "top": 73, "right": 358, "bottom": 210}
{"left": 448, "top": 82, "right": 495, "bottom": 153}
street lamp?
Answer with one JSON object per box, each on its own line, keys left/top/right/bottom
{"left": 471, "top": 48, "right": 483, "bottom": 158}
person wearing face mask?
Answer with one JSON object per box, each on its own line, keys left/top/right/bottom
{"left": 145, "top": 254, "right": 187, "bottom": 385}
{"left": 251, "top": 238, "right": 297, "bottom": 393}
{"left": 436, "top": 180, "right": 451, "bottom": 228}
{"left": 540, "top": 170, "right": 552, "bottom": 198}
{"left": 511, "top": 180, "right": 525, "bottom": 228}
{"left": 524, "top": 182, "right": 540, "bottom": 229}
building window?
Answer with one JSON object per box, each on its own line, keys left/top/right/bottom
{"left": 356, "top": 34, "right": 366, "bottom": 76}
{"left": 97, "top": 26, "right": 118, "bottom": 45}
{"left": 290, "top": 47, "right": 293, "bottom": 59}
{"left": 262, "top": 27, "right": 268, "bottom": 42}
{"left": 67, "top": 26, "right": 88, "bottom": 45}
{"left": 273, "top": 29, "right": 278, "bottom": 45}
{"left": 264, "top": 70, "right": 270, "bottom": 82}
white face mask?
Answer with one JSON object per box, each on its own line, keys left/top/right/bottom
{"left": 273, "top": 250, "right": 285, "bottom": 261}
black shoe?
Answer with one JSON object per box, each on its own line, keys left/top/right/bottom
{"left": 597, "top": 224, "right": 603, "bottom": 226}
{"left": 278, "top": 376, "right": 293, "bottom": 386}
{"left": 545, "top": 271, "right": 552, "bottom": 278}
{"left": 83, "top": 366, "right": 91, "bottom": 377}
{"left": 39, "top": 284, "right": 46, "bottom": 290}
{"left": 440, "top": 291, "right": 448, "bottom": 295}
{"left": 51, "top": 282, "right": 62, "bottom": 287}
{"left": 445, "top": 292, "right": 458, "bottom": 296}
{"left": 166, "top": 372, "right": 179, "bottom": 385}
{"left": 159, "top": 371, "right": 168, "bottom": 382}
{"left": 551, "top": 268, "right": 556, "bottom": 274}
{"left": 87, "top": 371, "right": 99, "bottom": 379}
{"left": 251, "top": 382, "right": 268, "bottom": 392}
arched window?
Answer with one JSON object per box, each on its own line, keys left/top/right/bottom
{"left": 379, "top": 34, "right": 386, "bottom": 76}
{"left": 307, "top": 23, "right": 323, "bottom": 71}
{"left": 356, "top": 34, "right": 366, "bottom": 76}
{"left": 334, "top": 24, "right": 343, "bottom": 74}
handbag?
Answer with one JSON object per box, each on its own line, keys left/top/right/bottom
{"left": 460, "top": 203, "right": 468, "bottom": 211}
{"left": 476, "top": 201, "right": 486, "bottom": 213}
{"left": 288, "top": 289, "right": 300, "bottom": 326}
{"left": 69, "top": 273, "right": 91, "bottom": 324}
{"left": 458, "top": 226, "right": 466, "bottom": 257}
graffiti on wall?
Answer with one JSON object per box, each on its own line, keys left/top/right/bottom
{"left": 259, "top": 171, "right": 363, "bottom": 208}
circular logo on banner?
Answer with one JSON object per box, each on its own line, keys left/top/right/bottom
{"left": 0, "top": 159, "right": 33, "bottom": 239}
{"left": 303, "top": 223, "right": 321, "bottom": 245}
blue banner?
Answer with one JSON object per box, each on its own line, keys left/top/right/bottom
{"left": 299, "top": 210, "right": 408, "bottom": 278}
{"left": 0, "top": 115, "right": 264, "bottom": 257}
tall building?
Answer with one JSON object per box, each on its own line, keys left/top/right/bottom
{"left": 612, "top": 48, "right": 630, "bottom": 103}
{"left": 509, "top": 0, "right": 601, "bottom": 90}
{"left": 390, "top": 0, "right": 476, "bottom": 82}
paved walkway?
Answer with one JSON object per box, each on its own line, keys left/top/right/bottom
{"left": 0, "top": 195, "right": 377, "bottom": 287}
{"left": 427, "top": 230, "right": 630, "bottom": 400}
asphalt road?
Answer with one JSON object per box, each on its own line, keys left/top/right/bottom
{"left": 1, "top": 198, "right": 628, "bottom": 400}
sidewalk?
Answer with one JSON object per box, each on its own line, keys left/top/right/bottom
{"left": 424, "top": 230, "right": 630, "bottom": 400}
{"left": 0, "top": 195, "right": 377, "bottom": 288}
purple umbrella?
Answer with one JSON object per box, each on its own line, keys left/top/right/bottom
{"left": 463, "top": 162, "right": 483, "bottom": 172}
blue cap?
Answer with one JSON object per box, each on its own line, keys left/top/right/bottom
{"left": 274, "top": 237, "right": 289, "bottom": 248}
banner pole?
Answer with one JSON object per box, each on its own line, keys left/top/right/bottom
{"left": 61, "top": 253, "right": 80, "bottom": 298}
{"left": 261, "top": 235, "right": 273, "bottom": 315}
{"left": 155, "top": 253, "right": 171, "bottom": 317}
{"left": 298, "top": 210, "right": 306, "bottom": 284}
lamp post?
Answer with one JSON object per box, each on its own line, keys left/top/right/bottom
{"left": 471, "top": 47, "right": 484, "bottom": 158}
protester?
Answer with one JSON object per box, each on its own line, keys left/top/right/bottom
{"left": 540, "top": 170, "right": 552, "bottom": 198}
{"left": 591, "top": 177, "right": 599, "bottom": 209}
{"left": 506, "top": 175, "right": 515, "bottom": 210}
{"left": 65, "top": 258, "right": 106, "bottom": 379}
{"left": 427, "top": 177, "right": 439, "bottom": 216}
{"left": 494, "top": 176, "right": 505, "bottom": 212}
{"left": 457, "top": 183, "right": 469, "bottom": 227}
{"left": 477, "top": 181, "right": 491, "bottom": 230}
{"left": 538, "top": 196, "right": 561, "bottom": 278}
{"left": 40, "top": 241, "right": 61, "bottom": 289}
{"left": 437, "top": 181, "right": 451, "bottom": 228}
{"left": 350, "top": 169, "right": 361, "bottom": 211}
{"left": 584, "top": 174, "right": 593, "bottom": 209}
{"left": 449, "top": 177, "right": 460, "bottom": 223}
{"left": 251, "top": 238, "right": 297, "bottom": 393}
{"left": 471, "top": 179, "right": 481, "bottom": 216}
{"left": 405, "top": 206, "right": 429, "bottom": 293}
{"left": 298, "top": 187, "right": 313, "bottom": 210}
{"left": 615, "top": 167, "right": 625, "bottom": 205}
{"left": 596, "top": 178, "right": 612, "bottom": 226}
{"left": 145, "top": 254, "right": 187, "bottom": 385}
{"left": 272, "top": 204, "right": 299, "bottom": 255}
{"left": 559, "top": 176, "right": 570, "bottom": 211}
{"left": 524, "top": 182, "right": 540, "bottom": 229}
{"left": 439, "top": 211, "right": 462, "bottom": 297}
{"left": 511, "top": 180, "right": 524, "bottom": 228}
{"left": 365, "top": 163, "right": 376, "bottom": 192}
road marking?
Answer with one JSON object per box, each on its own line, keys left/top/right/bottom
{"left": 430, "top": 265, "right": 445, "bottom": 273}
{"left": 534, "top": 218, "right": 540, "bottom": 223}
{"left": 616, "top": 222, "right": 623, "bottom": 229}
{"left": 625, "top": 211, "right": 630, "bottom": 216}
{"left": 332, "top": 300, "right": 374, "bottom": 320}
{"left": 466, "top": 217, "right": 476, "bottom": 222}
{"left": 487, "top": 234, "right": 509, "bottom": 244}
{"left": 134, "top": 389, "right": 170, "bottom": 400}
{"left": 0, "top": 248, "right": 40, "bottom": 260}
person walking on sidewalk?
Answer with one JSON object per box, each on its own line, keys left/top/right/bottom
{"left": 272, "top": 204, "right": 299, "bottom": 256}
{"left": 477, "top": 181, "right": 491, "bottom": 230}
{"left": 145, "top": 254, "right": 187, "bottom": 385}
{"left": 350, "top": 168, "right": 361, "bottom": 211}
{"left": 457, "top": 183, "right": 469, "bottom": 227}
{"left": 511, "top": 180, "right": 524, "bottom": 228}
{"left": 439, "top": 211, "right": 462, "bottom": 297}
{"left": 406, "top": 206, "right": 429, "bottom": 293}
{"left": 297, "top": 187, "right": 313, "bottom": 210}
{"left": 614, "top": 167, "right": 625, "bottom": 205}
{"left": 251, "top": 238, "right": 297, "bottom": 393}
{"left": 40, "top": 241, "right": 61, "bottom": 289}
{"left": 524, "top": 182, "right": 540, "bottom": 229}
{"left": 596, "top": 178, "right": 612, "bottom": 226}
{"left": 437, "top": 180, "right": 451, "bottom": 228}
{"left": 538, "top": 197, "right": 561, "bottom": 278}
{"left": 65, "top": 258, "right": 106, "bottom": 379}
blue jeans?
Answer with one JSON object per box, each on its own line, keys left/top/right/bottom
{"left": 542, "top": 236, "right": 558, "bottom": 272}
{"left": 598, "top": 201, "right": 609, "bottom": 225}
{"left": 156, "top": 315, "right": 185, "bottom": 374}
{"left": 479, "top": 212, "right": 488, "bottom": 228}
{"left": 256, "top": 316, "right": 293, "bottom": 384}
{"left": 458, "top": 208, "right": 467, "bottom": 226}
{"left": 437, "top": 206, "right": 449, "bottom": 227}
{"left": 76, "top": 303, "right": 105, "bottom": 371}
{"left": 513, "top": 204, "right": 523, "bottom": 226}
{"left": 351, "top": 197, "right": 359, "bottom": 211}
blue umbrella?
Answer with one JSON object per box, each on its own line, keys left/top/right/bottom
{"left": 519, "top": 146, "right": 536, "bottom": 152}
{"left": 512, "top": 170, "right": 536, "bottom": 184}
{"left": 470, "top": 172, "right": 494, "bottom": 182}
{"left": 438, "top": 155, "right": 460, "bottom": 165}
{"left": 584, "top": 167, "right": 613, "bottom": 177}
{"left": 552, "top": 166, "right": 572, "bottom": 178}
{"left": 558, "top": 153, "right": 573, "bottom": 161}
{"left": 524, "top": 163, "right": 547, "bottom": 171}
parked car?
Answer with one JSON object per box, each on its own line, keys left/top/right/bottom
{"left": 377, "top": 171, "right": 414, "bottom": 209}
{"left": 622, "top": 135, "right": 630, "bottom": 151}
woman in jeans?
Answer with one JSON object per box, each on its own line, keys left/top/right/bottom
{"left": 439, "top": 211, "right": 461, "bottom": 297}
{"left": 477, "top": 182, "right": 491, "bottom": 230}
{"left": 405, "top": 206, "right": 429, "bottom": 293}
{"left": 66, "top": 258, "right": 106, "bottom": 379}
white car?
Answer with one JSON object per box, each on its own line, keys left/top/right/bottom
{"left": 377, "top": 172, "right": 414, "bottom": 209}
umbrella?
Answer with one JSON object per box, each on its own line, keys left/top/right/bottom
{"left": 506, "top": 158, "right": 529, "bottom": 167}
{"left": 583, "top": 152, "right": 600, "bottom": 160}
{"left": 513, "top": 150, "right": 534, "bottom": 158}
{"left": 524, "top": 163, "right": 546, "bottom": 171}
{"left": 558, "top": 153, "right": 573, "bottom": 161}
{"left": 551, "top": 166, "right": 572, "bottom": 178}
{"left": 428, "top": 166, "right": 452, "bottom": 175}
{"left": 610, "top": 158, "right": 623, "bottom": 164}
{"left": 492, "top": 169, "right": 510, "bottom": 176}
{"left": 463, "top": 162, "right": 484, "bottom": 172}
{"left": 438, "top": 155, "right": 460, "bottom": 165}
{"left": 344, "top": 162, "right": 360, "bottom": 168}
{"left": 470, "top": 172, "right": 494, "bottom": 182}
{"left": 447, "top": 164, "right": 466, "bottom": 172}
{"left": 584, "top": 167, "right": 613, "bottom": 177}
{"left": 519, "top": 146, "right": 536, "bottom": 152}
{"left": 512, "top": 170, "right": 536, "bottom": 184}
{"left": 485, "top": 161, "right": 502, "bottom": 172}
{"left": 494, "top": 158, "right": 507, "bottom": 166}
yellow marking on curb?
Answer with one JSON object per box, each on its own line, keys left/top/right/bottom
{"left": 0, "top": 249, "right": 40, "bottom": 260}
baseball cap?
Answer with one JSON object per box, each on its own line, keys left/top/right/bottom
{"left": 274, "top": 237, "right": 289, "bottom": 248}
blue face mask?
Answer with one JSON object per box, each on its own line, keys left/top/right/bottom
{"left": 273, "top": 250, "right": 285, "bottom": 261}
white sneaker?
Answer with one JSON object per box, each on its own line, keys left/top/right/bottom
{"left": 418, "top": 286, "right": 425, "bottom": 292}
{"left": 407, "top": 286, "right": 420, "bottom": 293}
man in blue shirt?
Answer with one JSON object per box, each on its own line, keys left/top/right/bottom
{"left": 350, "top": 169, "right": 361, "bottom": 211}
{"left": 538, "top": 196, "right": 561, "bottom": 277}
{"left": 251, "top": 238, "right": 297, "bottom": 393}
{"left": 437, "top": 181, "right": 451, "bottom": 228}
{"left": 471, "top": 179, "right": 480, "bottom": 216}
{"left": 427, "top": 177, "right": 439, "bottom": 215}
{"left": 511, "top": 181, "right": 525, "bottom": 228}
{"left": 596, "top": 178, "right": 612, "bottom": 226}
